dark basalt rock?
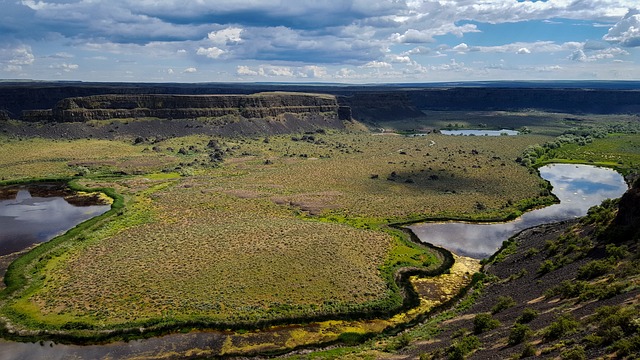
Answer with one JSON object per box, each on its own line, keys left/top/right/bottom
{"left": 612, "top": 178, "right": 640, "bottom": 241}
{"left": 23, "top": 93, "right": 344, "bottom": 123}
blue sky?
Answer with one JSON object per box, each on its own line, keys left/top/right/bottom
{"left": 0, "top": 0, "right": 638, "bottom": 83}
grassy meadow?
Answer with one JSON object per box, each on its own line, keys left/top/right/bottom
{"left": 2, "top": 110, "right": 634, "bottom": 346}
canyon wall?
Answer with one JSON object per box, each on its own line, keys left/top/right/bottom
{"left": 21, "top": 93, "right": 344, "bottom": 123}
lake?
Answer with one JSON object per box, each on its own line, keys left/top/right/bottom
{"left": 0, "top": 184, "right": 111, "bottom": 256}
{"left": 440, "top": 129, "right": 519, "bottom": 136}
{"left": 409, "top": 164, "right": 628, "bottom": 258}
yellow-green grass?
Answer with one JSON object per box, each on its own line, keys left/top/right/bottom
{"left": 0, "top": 137, "right": 180, "bottom": 181}
{"left": 543, "top": 133, "right": 640, "bottom": 174}
{"left": 1, "top": 131, "right": 554, "bottom": 335}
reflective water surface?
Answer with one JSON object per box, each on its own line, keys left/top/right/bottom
{"left": 0, "top": 185, "right": 111, "bottom": 256}
{"left": 440, "top": 129, "right": 519, "bottom": 136}
{"left": 409, "top": 164, "right": 628, "bottom": 258}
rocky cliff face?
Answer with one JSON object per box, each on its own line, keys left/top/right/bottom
{"left": 2, "top": 82, "right": 639, "bottom": 124}
{"left": 408, "top": 88, "right": 640, "bottom": 114}
{"left": 338, "top": 93, "right": 425, "bottom": 123}
{"left": 24, "top": 93, "right": 345, "bottom": 123}
{"left": 612, "top": 178, "right": 640, "bottom": 241}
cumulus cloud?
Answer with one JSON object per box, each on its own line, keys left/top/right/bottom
{"left": 391, "top": 29, "right": 435, "bottom": 44}
{"left": 183, "top": 67, "right": 197, "bottom": 73}
{"left": 237, "top": 65, "right": 258, "bottom": 76}
{"left": 207, "top": 27, "right": 243, "bottom": 45}
{"left": 361, "top": 61, "right": 392, "bottom": 69}
{"left": 603, "top": 9, "right": 640, "bottom": 47}
{"left": 0, "top": 44, "right": 34, "bottom": 72}
{"left": 402, "top": 46, "right": 431, "bottom": 56}
{"left": 49, "top": 63, "right": 79, "bottom": 72}
{"left": 452, "top": 43, "right": 469, "bottom": 53}
{"left": 570, "top": 46, "right": 629, "bottom": 62}
{"left": 196, "top": 46, "right": 226, "bottom": 59}
{"left": 516, "top": 47, "right": 531, "bottom": 54}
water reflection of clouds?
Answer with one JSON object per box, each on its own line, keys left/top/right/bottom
{"left": 411, "top": 164, "right": 628, "bottom": 259}
{"left": 0, "top": 190, "right": 110, "bottom": 256}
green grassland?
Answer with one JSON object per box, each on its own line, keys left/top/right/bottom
{"left": 2, "top": 111, "right": 636, "bottom": 346}
{"left": 0, "top": 128, "right": 555, "bottom": 337}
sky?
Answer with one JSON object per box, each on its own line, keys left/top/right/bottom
{"left": 0, "top": 0, "right": 639, "bottom": 83}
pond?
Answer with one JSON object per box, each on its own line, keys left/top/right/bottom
{"left": 440, "top": 129, "right": 519, "bottom": 136}
{"left": 0, "top": 184, "right": 111, "bottom": 256}
{"left": 409, "top": 164, "right": 628, "bottom": 258}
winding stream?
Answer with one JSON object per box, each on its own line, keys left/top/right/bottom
{"left": 0, "top": 164, "right": 629, "bottom": 359}
{"left": 410, "top": 164, "right": 628, "bottom": 258}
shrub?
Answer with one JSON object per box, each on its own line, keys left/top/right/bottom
{"left": 545, "top": 280, "right": 586, "bottom": 299}
{"left": 605, "top": 243, "right": 629, "bottom": 260}
{"left": 544, "top": 314, "right": 579, "bottom": 341}
{"left": 516, "top": 308, "right": 539, "bottom": 324}
{"left": 520, "top": 342, "right": 537, "bottom": 358}
{"left": 508, "top": 323, "right": 532, "bottom": 346}
{"left": 447, "top": 335, "right": 481, "bottom": 360}
{"left": 560, "top": 345, "right": 586, "bottom": 360}
{"left": 538, "top": 259, "right": 555, "bottom": 275}
{"left": 473, "top": 313, "right": 501, "bottom": 334}
{"left": 577, "top": 259, "right": 613, "bottom": 280}
{"left": 611, "top": 335, "right": 640, "bottom": 357}
{"left": 491, "top": 296, "right": 516, "bottom": 314}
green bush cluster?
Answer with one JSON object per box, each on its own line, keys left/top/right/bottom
{"left": 491, "top": 296, "right": 516, "bottom": 314}
{"left": 543, "top": 314, "right": 579, "bottom": 341}
{"left": 508, "top": 323, "right": 532, "bottom": 346}
{"left": 447, "top": 335, "right": 480, "bottom": 360}
{"left": 473, "top": 313, "right": 500, "bottom": 334}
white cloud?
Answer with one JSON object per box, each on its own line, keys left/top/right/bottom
{"left": 387, "top": 54, "right": 411, "bottom": 63}
{"left": 391, "top": 29, "right": 435, "bottom": 44}
{"left": 452, "top": 43, "right": 469, "bottom": 53}
{"left": 299, "top": 65, "right": 327, "bottom": 78}
{"left": 207, "top": 27, "right": 243, "bottom": 45}
{"left": 403, "top": 46, "right": 431, "bottom": 56}
{"left": 183, "top": 67, "right": 197, "bottom": 73}
{"left": 236, "top": 65, "right": 258, "bottom": 76}
{"left": 196, "top": 46, "right": 226, "bottom": 59}
{"left": 603, "top": 9, "right": 640, "bottom": 47}
{"left": 264, "top": 66, "right": 293, "bottom": 77}
{"left": 361, "top": 60, "right": 392, "bottom": 68}
{"left": 570, "top": 49, "right": 588, "bottom": 62}
{"left": 49, "top": 63, "right": 79, "bottom": 72}
{"left": 571, "top": 46, "right": 629, "bottom": 61}
{"left": 516, "top": 47, "right": 531, "bottom": 54}
{"left": 0, "top": 44, "right": 34, "bottom": 72}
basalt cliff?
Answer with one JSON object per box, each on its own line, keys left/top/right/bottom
{"left": 21, "top": 93, "right": 350, "bottom": 123}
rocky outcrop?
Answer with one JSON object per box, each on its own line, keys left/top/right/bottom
{"left": 0, "top": 110, "right": 10, "bottom": 121}
{"left": 408, "top": 88, "right": 640, "bottom": 114}
{"left": 338, "top": 92, "right": 425, "bottom": 123}
{"left": 25, "top": 93, "right": 346, "bottom": 123}
{"left": 612, "top": 178, "right": 640, "bottom": 241}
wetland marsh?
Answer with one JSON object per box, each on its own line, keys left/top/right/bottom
{"left": 0, "top": 108, "right": 638, "bottom": 358}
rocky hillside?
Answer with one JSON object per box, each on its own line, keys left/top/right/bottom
{"left": 2, "top": 82, "right": 640, "bottom": 124}
{"left": 395, "top": 180, "right": 640, "bottom": 359}
{"left": 20, "top": 93, "right": 348, "bottom": 123}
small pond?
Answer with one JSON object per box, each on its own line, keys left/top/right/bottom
{"left": 409, "top": 164, "right": 628, "bottom": 258}
{"left": 440, "top": 129, "right": 519, "bottom": 136}
{"left": 0, "top": 184, "right": 111, "bottom": 256}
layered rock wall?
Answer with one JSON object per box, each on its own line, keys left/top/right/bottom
{"left": 24, "top": 93, "right": 345, "bottom": 123}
